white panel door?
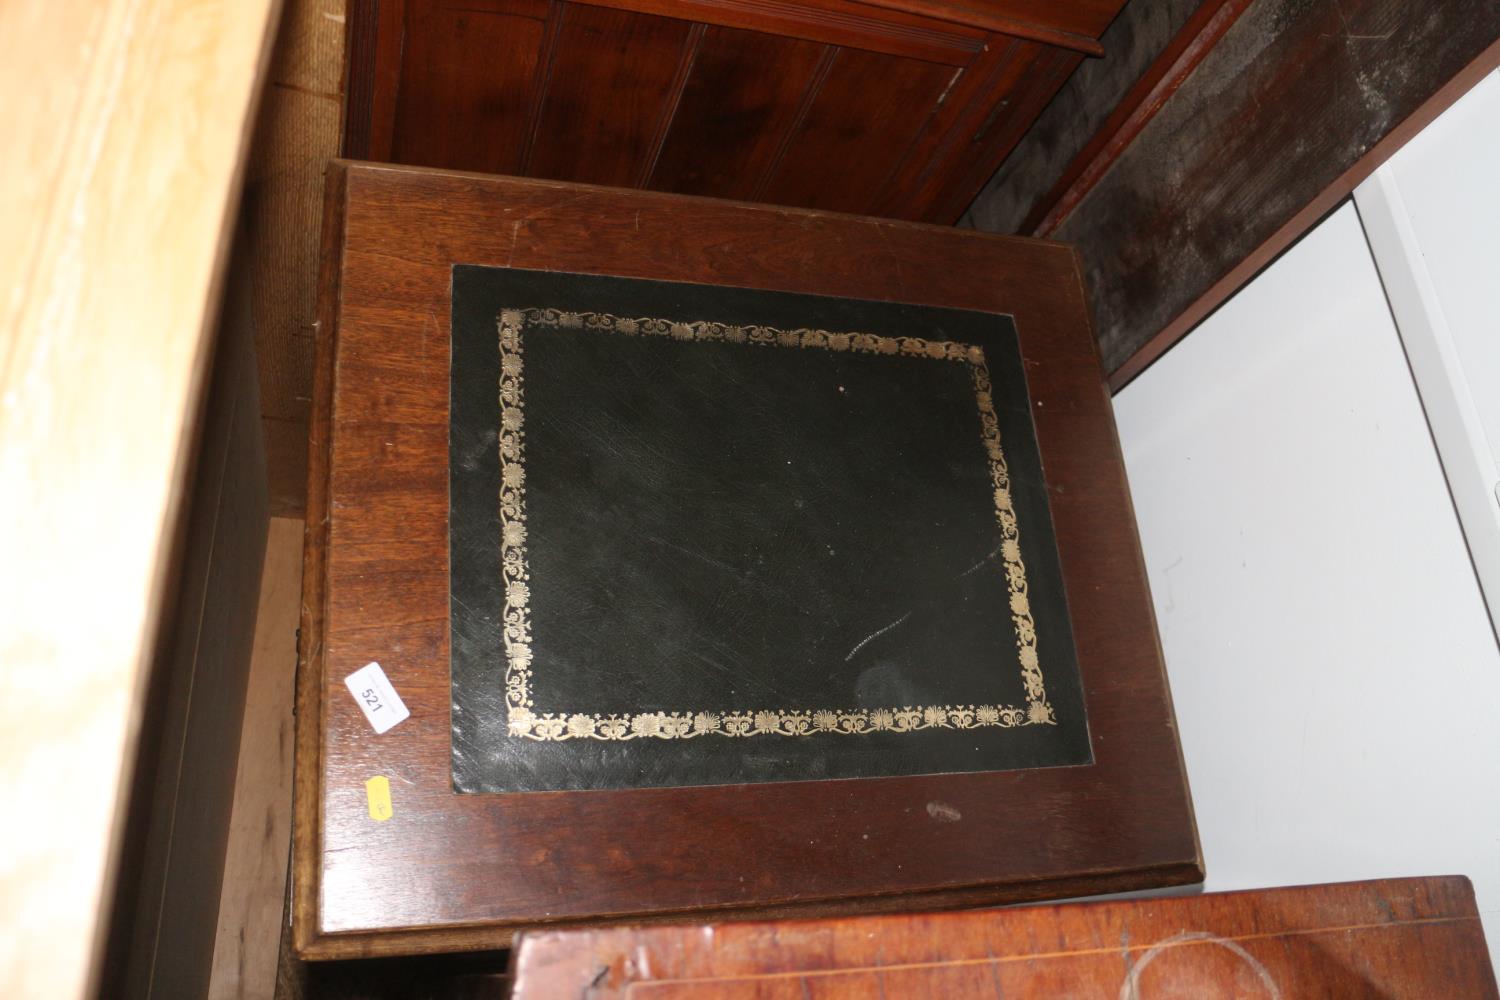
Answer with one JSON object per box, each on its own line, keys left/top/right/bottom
{"left": 1355, "top": 69, "right": 1500, "bottom": 638}
{"left": 1113, "top": 202, "right": 1500, "bottom": 957}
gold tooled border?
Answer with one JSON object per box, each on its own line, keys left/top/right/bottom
{"left": 497, "top": 308, "right": 1053, "bottom": 740}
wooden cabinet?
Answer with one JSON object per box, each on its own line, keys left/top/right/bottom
{"left": 294, "top": 163, "right": 1197, "bottom": 958}
{"left": 343, "top": 0, "right": 1124, "bottom": 222}
{"left": 510, "top": 877, "right": 1500, "bottom": 998}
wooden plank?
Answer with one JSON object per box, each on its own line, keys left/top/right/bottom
{"left": 208, "top": 517, "right": 304, "bottom": 1000}
{"left": 293, "top": 162, "right": 1198, "bottom": 960}
{"left": 0, "top": 1, "right": 280, "bottom": 997}
{"left": 390, "top": 0, "right": 549, "bottom": 174}
{"left": 341, "top": 0, "right": 379, "bottom": 160}
{"left": 525, "top": 5, "right": 697, "bottom": 187}
{"left": 346, "top": 0, "right": 408, "bottom": 162}
{"left": 837, "top": 0, "right": 1117, "bottom": 54}
{"left": 845, "top": 0, "right": 1119, "bottom": 53}
{"left": 510, "top": 877, "right": 1499, "bottom": 998}
{"left": 648, "top": 27, "right": 829, "bottom": 200}
{"left": 758, "top": 47, "right": 958, "bottom": 213}
{"left": 871, "top": 35, "right": 1028, "bottom": 221}
{"left": 900, "top": 42, "right": 1082, "bottom": 224}
{"left": 1038, "top": 0, "right": 1500, "bottom": 380}
{"left": 568, "top": 0, "right": 985, "bottom": 64}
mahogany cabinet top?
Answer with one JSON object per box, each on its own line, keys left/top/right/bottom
{"left": 294, "top": 161, "right": 1198, "bottom": 959}
{"left": 511, "top": 877, "right": 1500, "bottom": 997}
{"left": 341, "top": 0, "right": 1129, "bottom": 224}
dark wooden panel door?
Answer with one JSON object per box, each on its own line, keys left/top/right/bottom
{"left": 389, "top": 0, "right": 550, "bottom": 174}
{"left": 344, "top": 0, "right": 1128, "bottom": 222}
{"left": 523, "top": 4, "right": 696, "bottom": 186}
{"left": 756, "top": 46, "right": 957, "bottom": 212}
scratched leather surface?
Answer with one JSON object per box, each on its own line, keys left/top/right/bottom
{"left": 450, "top": 267, "right": 1089, "bottom": 792}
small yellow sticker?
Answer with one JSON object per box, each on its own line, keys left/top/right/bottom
{"left": 365, "top": 775, "right": 393, "bottom": 821}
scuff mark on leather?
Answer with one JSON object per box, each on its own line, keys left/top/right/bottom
{"left": 958, "top": 541, "right": 1004, "bottom": 578}
{"left": 844, "top": 611, "right": 912, "bottom": 662}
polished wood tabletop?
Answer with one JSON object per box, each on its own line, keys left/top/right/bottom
{"left": 295, "top": 161, "right": 1197, "bottom": 958}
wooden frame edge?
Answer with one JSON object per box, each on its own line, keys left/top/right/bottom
{"left": 330, "top": 158, "right": 1088, "bottom": 258}
{"left": 504, "top": 875, "right": 1487, "bottom": 996}
{"left": 1061, "top": 241, "right": 1203, "bottom": 877}
{"left": 845, "top": 0, "right": 1104, "bottom": 55}
{"left": 569, "top": 0, "right": 1101, "bottom": 55}
{"left": 570, "top": 0, "right": 984, "bottom": 65}
{"left": 1024, "top": 0, "right": 1253, "bottom": 238}
{"left": 292, "top": 159, "right": 350, "bottom": 959}
{"left": 296, "top": 860, "right": 1205, "bottom": 960}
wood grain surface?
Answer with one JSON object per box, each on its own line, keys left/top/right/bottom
{"left": 645, "top": 27, "right": 828, "bottom": 201}
{"left": 294, "top": 163, "right": 1199, "bottom": 960}
{"left": 510, "top": 877, "right": 1499, "bottom": 998}
{"left": 341, "top": 0, "right": 1112, "bottom": 223}
{"left": 570, "top": 0, "right": 1115, "bottom": 55}
{"left": 570, "top": 0, "right": 986, "bottom": 63}
{"left": 0, "top": 1, "right": 279, "bottom": 997}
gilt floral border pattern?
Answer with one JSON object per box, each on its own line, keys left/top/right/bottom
{"left": 497, "top": 307, "right": 1053, "bottom": 741}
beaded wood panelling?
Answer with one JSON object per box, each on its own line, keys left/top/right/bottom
{"left": 341, "top": 0, "right": 1122, "bottom": 224}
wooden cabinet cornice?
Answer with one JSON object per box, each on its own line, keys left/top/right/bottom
{"left": 342, "top": 0, "right": 1125, "bottom": 222}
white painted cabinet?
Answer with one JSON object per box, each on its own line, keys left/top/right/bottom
{"left": 1355, "top": 70, "right": 1500, "bottom": 640}
{"left": 1113, "top": 200, "right": 1500, "bottom": 957}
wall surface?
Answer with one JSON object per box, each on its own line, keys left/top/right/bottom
{"left": 1113, "top": 202, "right": 1500, "bottom": 957}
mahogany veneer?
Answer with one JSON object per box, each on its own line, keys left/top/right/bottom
{"left": 294, "top": 161, "right": 1198, "bottom": 959}
{"left": 511, "top": 877, "right": 1500, "bottom": 998}
{"left": 341, "top": 0, "right": 1129, "bottom": 223}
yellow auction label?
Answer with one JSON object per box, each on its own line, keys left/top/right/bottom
{"left": 365, "top": 775, "right": 393, "bottom": 821}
